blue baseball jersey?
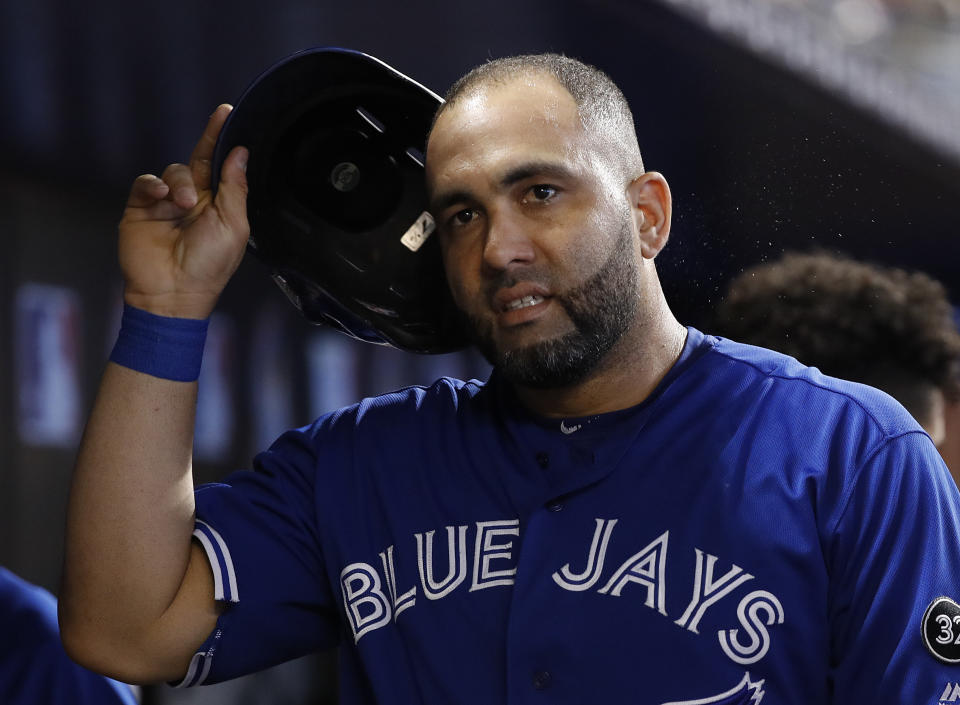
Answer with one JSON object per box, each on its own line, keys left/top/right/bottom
{"left": 178, "top": 327, "right": 960, "bottom": 703}
{"left": 0, "top": 567, "right": 138, "bottom": 705}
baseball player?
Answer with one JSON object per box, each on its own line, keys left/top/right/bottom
{"left": 714, "top": 251, "right": 960, "bottom": 475}
{"left": 0, "top": 566, "right": 137, "bottom": 704}
{"left": 60, "top": 53, "right": 960, "bottom": 704}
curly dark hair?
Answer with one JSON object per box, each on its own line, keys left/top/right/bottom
{"left": 715, "top": 252, "right": 960, "bottom": 425}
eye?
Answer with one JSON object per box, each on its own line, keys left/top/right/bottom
{"left": 450, "top": 208, "right": 478, "bottom": 226}
{"left": 527, "top": 184, "right": 557, "bottom": 202}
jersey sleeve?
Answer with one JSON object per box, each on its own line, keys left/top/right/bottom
{"left": 827, "top": 430, "right": 960, "bottom": 701}
{"left": 174, "top": 424, "right": 343, "bottom": 687}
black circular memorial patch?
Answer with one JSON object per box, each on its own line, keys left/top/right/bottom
{"left": 923, "top": 596, "right": 960, "bottom": 663}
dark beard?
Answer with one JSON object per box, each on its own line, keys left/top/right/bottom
{"left": 464, "top": 218, "right": 639, "bottom": 389}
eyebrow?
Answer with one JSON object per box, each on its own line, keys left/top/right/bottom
{"left": 430, "top": 160, "right": 577, "bottom": 215}
{"left": 501, "top": 160, "right": 576, "bottom": 187}
{"left": 430, "top": 189, "right": 476, "bottom": 216}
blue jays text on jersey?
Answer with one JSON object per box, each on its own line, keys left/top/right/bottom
{"left": 175, "top": 328, "right": 960, "bottom": 704}
{"left": 339, "top": 517, "right": 785, "bottom": 669}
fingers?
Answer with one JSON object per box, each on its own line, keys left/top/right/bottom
{"left": 126, "top": 174, "right": 170, "bottom": 209}
{"left": 189, "top": 104, "right": 233, "bottom": 192}
{"left": 160, "top": 163, "right": 199, "bottom": 209}
{"left": 123, "top": 106, "right": 245, "bottom": 231}
{"left": 127, "top": 104, "right": 235, "bottom": 212}
{"left": 213, "top": 145, "right": 250, "bottom": 235}
{"left": 124, "top": 163, "right": 198, "bottom": 218}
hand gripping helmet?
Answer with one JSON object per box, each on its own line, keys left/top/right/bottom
{"left": 211, "top": 48, "right": 468, "bottom": 353}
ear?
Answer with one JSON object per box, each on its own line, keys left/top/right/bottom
{"left": 626, "top": 172, "right": 672, "bottom": 259}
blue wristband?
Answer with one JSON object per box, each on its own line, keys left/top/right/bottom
{"left": 109, "top": 304, "right": 209, "bottom": 382}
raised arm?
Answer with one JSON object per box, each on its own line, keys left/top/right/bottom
{"left": 59, "top": 105, "right": 249, "bottom": 684}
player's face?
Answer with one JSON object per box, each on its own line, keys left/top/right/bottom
{"left": 426, "top": 75, "right": 641, "bottom": 388}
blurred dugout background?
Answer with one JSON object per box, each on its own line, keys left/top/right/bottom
{"left": 1, "top": 0, "right": 958, "bottom": 702}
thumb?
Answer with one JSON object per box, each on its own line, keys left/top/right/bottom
{"left": 215, "top": 145, "right": 250, "bottom": 236}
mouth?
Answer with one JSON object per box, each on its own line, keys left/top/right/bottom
{"left": 493, "top": 282, "right": 552, "bottom": 313}
{"left": 504, "top": 294, "right": 546, "bottom": 312}
{"left": 492, "top": 287, "right": 555, "bottom": 329}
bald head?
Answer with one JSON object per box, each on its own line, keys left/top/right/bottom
{"left": 430, "top": 53, "right": 645, "bottom": 184}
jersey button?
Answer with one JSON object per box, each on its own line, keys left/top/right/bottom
{"left": 532, "top": 670, "right": 552, "bottom": 690}
{"left": 548, "top": 502, "right": 564, "bottom": 512}
{"left": 535, "top": 452, "right": 549, "bottom": 469}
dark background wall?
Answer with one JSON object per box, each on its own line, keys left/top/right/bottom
{"left": 1, "top": 0, "right": 958, "bottom": 701}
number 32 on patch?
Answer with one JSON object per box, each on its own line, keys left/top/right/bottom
{"left": 923, "top": 596, "right": 960, "bottom": 663}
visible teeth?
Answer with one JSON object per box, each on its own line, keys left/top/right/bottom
{"left": 506, "top": 295, "right": 544, "bottom": 311}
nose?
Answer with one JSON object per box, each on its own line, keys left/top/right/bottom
{"left": 482, "top": 209, "right": 536, "bottom": 273}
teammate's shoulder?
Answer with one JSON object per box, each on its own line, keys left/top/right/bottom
{"left": 0, "top": 566, "right": 56, "bottom": 618}
{"left": 0, "top": 566, "right": 60, "bottom": 650}
{"left": 696, "top": 330, "right": 921, "bottom": 438}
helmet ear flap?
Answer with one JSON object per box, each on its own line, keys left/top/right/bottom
{"left": 211, "top": 47, "right": 469, "bottom": 354}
